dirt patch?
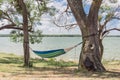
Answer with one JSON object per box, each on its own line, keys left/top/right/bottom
{"left": 0, "top": 66, "right": 120, "bottom": 80}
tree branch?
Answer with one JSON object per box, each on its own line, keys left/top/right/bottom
{"left": 99, "top": 6, "right": 120, "bottom": 32}
{"left": 88, "top": 0, "right": 102, "bottom": 22}
{"left": 53, "top": 20, "right": 77, "bottom": 30}
{"left": 99, "top": 14, "right": 113, "bottom": 32}
{"left": 0, "top": 24, "right": 21, "bottom": 30}
{"left": 1, "top": 11, "right": 15, "bottom": 24}
{"left": 112, "top": 17, "right": 120, "bottom": 20}
{"left": 67, "top": 0, "right": 86, "bottom": 26}
{"left": 99, "top": 13, "right": 120, "bottom": 34}
{"left": 103, "top": 17, "right": 113, "bottom": 28}
{"left": 102, "top": 28, "right": 120, "bottom": 36}
{"left": 0, "top": 24, "right": 33, "bottom": 32}
{"left": 63, "top": 4, "right": 69, "bottom": 13}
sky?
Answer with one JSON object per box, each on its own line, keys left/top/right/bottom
{"left": 34, "top": 0, "right": 81, "bottom": 35}
{"left": 0, "top": 0, "right": 120, "bottom": 35}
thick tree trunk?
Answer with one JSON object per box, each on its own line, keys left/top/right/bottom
{"left": 78, "top": 26, "right": 106, "bottom": 71}
{"left": 20, "top": 0, "right": 30, "bottom": 67}
{"left": 67, "top": 0, "right": 106, "bottom": 71}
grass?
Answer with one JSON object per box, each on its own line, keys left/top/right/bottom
{"left": 0, "top": 53, "right": 77, "bottom": 73}
{"left": 0, "top": 53, "right": 120, "bottom": 80}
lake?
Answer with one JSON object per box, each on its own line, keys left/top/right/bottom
{"left": 0, "top": 36, "right": 120, "bottom": 62}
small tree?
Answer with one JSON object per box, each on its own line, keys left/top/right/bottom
{"left": 0, "top": 0, "right": 54, "bottom": 67}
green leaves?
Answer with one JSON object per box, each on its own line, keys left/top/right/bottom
{"left": 14, "top": 0, "right": 22, "bottom": 13}
{"left": 98, "top": 15, "right": 102, "bottom": 22}
{"left": 0, "top": 0, "right": 3, "bottom": 3}
{"left": 29, "top": 30, "right": 42, "bottom": 44}
{"left": 0, "top": 10, "right": 3, "bottom": 17}
{"left": 100, "top": 5, "right": 111, "bottom": 13}
{"left": 0, "top": 0, "right": 56, "bottom": 44}
{"left": 105, "top": 13, "right": 113, "bottom": 20}
{"left": 48, "top": 6, "right": 57, "bottom": 16}
{"left": 10, "top": 30, "right": 23, "bottom": 43}
{"left": 10, "top": 30, "right": 42, "bottom": 44}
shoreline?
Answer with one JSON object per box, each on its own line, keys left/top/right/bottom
{"left": 0, "top": 34, "right": 120, "bottom": 37}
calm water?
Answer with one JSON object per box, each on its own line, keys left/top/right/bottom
{"left": 0, "top": 37, "right": 120, "bottom": 61}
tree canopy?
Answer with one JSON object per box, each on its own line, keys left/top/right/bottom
{"left": 0, "top": 0, "right": 56, "bottom": 67}
{"left": 54, "top": 0, "right": 120, "bottom": 36}
{"left": 0, "top": 0, "right": 56, "bottom": 43}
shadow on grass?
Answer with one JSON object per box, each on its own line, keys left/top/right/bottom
{"left": 10, "top": 66, "right": 120, "bottom": 78}
{"left": 0, "top": 56, "right": 77, "bottom": 67}
{"left": 22, "top": 67, "right": 120, "bottom": 78}
{"left": 0, "top": 56, "right": 120, "bottom": 78}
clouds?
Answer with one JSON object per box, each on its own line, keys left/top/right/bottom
{"left": 37, "top": 14, "right": 80, "bottom": 34}
{"left": 43, "top": 0, "right": 120, "bottom": 35}
{"left": 36, "top": 0, "right": 80, "bottom": 34}
{"left": 102, "top": 0, "right": 120, "bottom": 6}
{"left": 0, "top": 0, "right": 120, "bottom": 35}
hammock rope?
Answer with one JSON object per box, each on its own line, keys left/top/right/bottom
{"left": 30, "top": 42, "right": 83, "bottom": 58}
{"left": 30, "top": 33, "right": 100, "bottom": 58}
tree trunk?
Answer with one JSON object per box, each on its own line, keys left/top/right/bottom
{"left": 99, "top": 39, "right": 104, "bottom": 60}
{"left": 67, "top": 0, "right": 106, "bottom": 71}
{"left": 20, "top": 0, "right": 30, "bottom": 67}
{"left": 78, "top": 25, "right": 106, "bottom": 71}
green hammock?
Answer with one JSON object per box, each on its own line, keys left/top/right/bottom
{"left": 32, "top": 42, "right": 82, "bottom": 58}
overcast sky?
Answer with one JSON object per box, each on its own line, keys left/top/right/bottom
{"left": 0, "top": 0, "right": 120, "bottom": 35}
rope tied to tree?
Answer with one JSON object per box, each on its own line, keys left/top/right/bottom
{"left": 83, "top": 33, "right": 99, "bottom": 38}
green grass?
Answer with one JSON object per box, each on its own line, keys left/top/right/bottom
{"left": 0, "top": 53, "right": 77, "bottom": 73}
{"left": 0, "top": 53, "right": 120, "bottom": 79}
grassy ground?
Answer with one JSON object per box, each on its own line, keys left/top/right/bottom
{"left": 0, "top": 53, "right": 120, "bottom": 80}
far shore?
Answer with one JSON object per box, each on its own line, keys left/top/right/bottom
{"left": 0, "top": 34, "right": 120, "bottom": 37}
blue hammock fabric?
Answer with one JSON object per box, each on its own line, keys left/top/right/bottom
{"left": 33, "top": 49, "right": 66, "bottom": 58}
{"left": 32, "top": 42, "right": 83, "bottom": 58}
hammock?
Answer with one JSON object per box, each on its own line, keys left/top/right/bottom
{"left": 32, "top": 42, "right": 82, "bottom": 58}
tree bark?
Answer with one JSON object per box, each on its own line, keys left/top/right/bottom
{"left": 67, "top": 0, "right": 106, "bottom": 71}
{"left": 79, "top": 25, "right": 105, "bottom": 71}
{"left": 19, "top": 0, "right": 30, "bottom": 67}
{"left": 99, "top": 38, "right": 104, "bottom": 60}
